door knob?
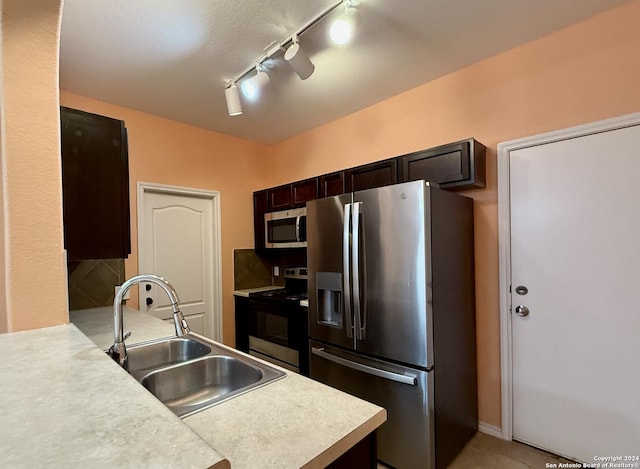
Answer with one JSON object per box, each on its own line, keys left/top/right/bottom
{"left": 146, "top": 297, "right": 153, "bottom": 306}
{"left": 515, "top": 305, "right": 530, "bottom": 317}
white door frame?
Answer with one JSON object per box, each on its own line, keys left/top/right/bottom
{"left": 137, "top": 181, "right": 223, "bottom": 341}
{"left": 497, "top": 111, "right": 640, "bottom": 441}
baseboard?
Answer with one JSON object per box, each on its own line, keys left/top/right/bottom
{"left": 478, "top": 421, "right": 506, "bottom": 440}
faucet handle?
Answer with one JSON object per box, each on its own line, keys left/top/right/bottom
{"left": 123, "top": 330, "right": 131, "bottom": 341}
{"left": 173, "top": 310, "right": 191, "bottom": 337}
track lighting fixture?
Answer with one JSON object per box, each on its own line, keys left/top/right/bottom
{"left": 223, "top": 0, "right": 361, "bottom": 116}
{"left": 241, "top": 64, "right": 270, "bottom": 100}
{"left": 284, "top": 35, "right": 315, "bottom": 80}
{"left": 224, "top": 82, "right": 242, "bottom": 116}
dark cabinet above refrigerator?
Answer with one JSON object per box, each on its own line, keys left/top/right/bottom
{"left": 319, "top": 171, "right": 346, "bottom": 198}
{"left": 253, "top": 138, "right": 486, "bottom": 250}
{"left": 398, "top": 138, "right": 486, "bottom": 190}
{"left": 344, "top": 158, "right": 398, "bottom": 192}
{"left": 60, "top": 106, "right": 130, "bottom": 260}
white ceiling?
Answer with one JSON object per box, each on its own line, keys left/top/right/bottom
{"left": 60, "top": 0, "right": 632, "bottom": 144}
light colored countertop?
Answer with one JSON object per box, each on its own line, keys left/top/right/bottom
{"left": 232, "top": 286, "right": 283, "bottom": 297}
{"left": 0, "top": 323, "right": 228, "bottom": 469}
{"left": 70, "top": 305, "right": 176, "bottom": 350}
{"left": 69, "top": 305, "right": 386, "bottom": 468}
{"left": 184, "top": 365, "right": 383, "bottom": 468}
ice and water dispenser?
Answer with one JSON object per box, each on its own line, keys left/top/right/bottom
{"left": 316, "top": 272, "right": 342, "bottom": 326}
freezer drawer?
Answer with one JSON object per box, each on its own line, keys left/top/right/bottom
{"left": 310, "top": 340, "right": 435, "bottom": 469}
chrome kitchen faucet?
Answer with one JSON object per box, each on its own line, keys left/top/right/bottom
{"left": 108, "top": 274, "right": 191, "bottom": 368}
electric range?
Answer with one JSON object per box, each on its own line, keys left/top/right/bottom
{"left": 235, "top": 267, "right": 309, "bottom": 375}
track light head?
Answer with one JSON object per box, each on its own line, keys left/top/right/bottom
{"left": 241, "top": 65, "right": 270, "bottom": 100}
{"left": 329, "top": 1, "right": 360, "bottom": 45}
{"left": 284, "top": 35, "right": 315, "bottom": 80}
{"left": 224, "top": 82, "right": 242, "bottom": 116}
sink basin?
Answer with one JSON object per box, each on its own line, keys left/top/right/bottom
{"left": 126, "top": 337, "right": 211, "bottom": 377}
{"left": 141, "top": 356, "right": 265, "bottom": 416}
{"left": 122, "top": 335, "right": 286, "bottom": 418}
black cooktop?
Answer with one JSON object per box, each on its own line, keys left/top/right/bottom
{"left": 250, "top": 288, "right": 308, "bottom": 303}
{"left": 247, "top": 266, "right": 308, "bottom": 303}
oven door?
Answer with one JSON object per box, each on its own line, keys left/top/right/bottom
{"left": 249, "top": 337, "right": 299, "bottom": 373}
{"left": 247, "top": 300, "right": 302, "bottom": 372}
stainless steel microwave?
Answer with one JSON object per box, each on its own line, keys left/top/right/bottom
{"left": 264, "top": 207, "right": 307, "bottom": 248}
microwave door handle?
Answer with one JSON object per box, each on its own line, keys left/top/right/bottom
{"left": 264, "top": 213, "right": 271, "bottom": 248}
{"left": 352, "top": 202, "right": 365, "bottom": 340}
{"left": 295, "top": 215, "right": 301, "bottom": 242}
{"left": 343, "top": 203, "right": 353, "bottom": 338}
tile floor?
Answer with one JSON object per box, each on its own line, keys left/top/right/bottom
{"left": 378, "top": 432, "right": 574, "bottom": 468}
{"left": 449, "top": 432, "right": 576, "bottom": 468}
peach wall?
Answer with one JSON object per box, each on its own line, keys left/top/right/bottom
{"left": 267, "top": 0, "right": 640, "bottom": 428}
{"left": 0, "top": 36, "right": 5, "bottom": 333}
{"left": 1, "top": 0, "right": 68, "bottom": 331}
{"left": 60, "top": 91, "right": 271, "bottom": 345}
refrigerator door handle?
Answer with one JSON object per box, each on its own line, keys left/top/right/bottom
{"left": 311, "top": 347, "right": 418, "bottom": 385}
{"left": 343, "top": 203, "right": 353, "bottom": 338}
{"left": 352, "top": 202, "right": 365, "bottom": 340}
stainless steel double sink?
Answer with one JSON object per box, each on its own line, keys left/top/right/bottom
{"left": 123, "top": 335, "right": 286, "bottom": 418}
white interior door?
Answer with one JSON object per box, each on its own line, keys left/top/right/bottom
{"left": 138, "top": 183, "right": 222, "bottom": 340}
{"left": 508, "top": 123, "right": 640, "bottom": 461}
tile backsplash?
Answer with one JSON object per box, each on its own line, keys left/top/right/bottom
{"left": 233, "top": 249, "right": 275, "bottom": 290}
{"left": 233, "top": 248, "right": 307, "bottom": 290}
{"left": 67, "top": 259, "right": 125, "bottom": 310}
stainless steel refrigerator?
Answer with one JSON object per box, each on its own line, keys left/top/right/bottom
{"left": 307, "top": 180, "right": 477, "bottom": 469}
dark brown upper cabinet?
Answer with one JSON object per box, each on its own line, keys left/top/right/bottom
{"left": 268, "top": 184, "right": 292, "bottom": 211}
{"left": 319, "top": 171, "right": 346, "bottom": 198}
{"left": 253, "top": 189, "right": 269, "bottom": 250}
{"left": 399, "top": 139, "right": 486, "bottom": 190}
{"left": 60, "top": 107, "right": 130, "bottom": 260}
{"left": 269, "top": 178, "right": 318, "bottom": 211}
{"left": 345, "top": 158, "right": 398, "bottom": 192}
{"left": 292, "top": 178, "right": 318, "bottom": 207}
{"left": 253, "top": 138, "right": 485, "bottom": 249}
